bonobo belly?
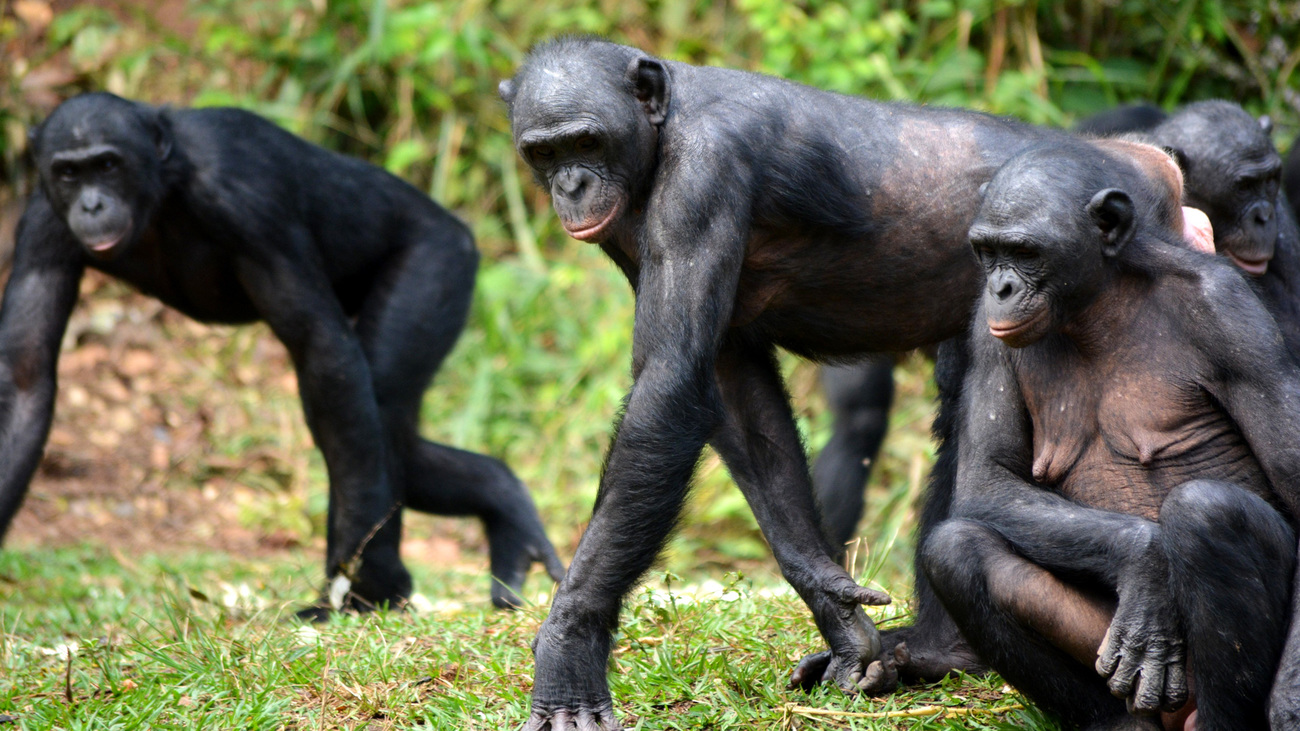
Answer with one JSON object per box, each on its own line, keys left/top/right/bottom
{"left": 733, "top": 231, "right": 981, "bottom": 357}
{"left": 1052, "top": 420, "right": 1273, "bottom": 521}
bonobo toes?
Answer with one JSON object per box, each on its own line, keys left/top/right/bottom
{"left": 488, "top": 514, "right": 567, "bottom": 609}
{"left": 789, "top": 642, "right": 910, "bottom": 695}
{"left": 788, "top": 575, "right": 892, "bottom": 693}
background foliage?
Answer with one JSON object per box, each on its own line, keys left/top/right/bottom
{"left": 0, "top": 2, "right": 1297, "bottom": 727}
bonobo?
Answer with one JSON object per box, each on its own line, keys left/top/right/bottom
{"left": 812, "top": 358, "right": 895, "bottom": 550}
{"left": 1073, "top": 103, "right": 1167, "bottom": 137}
{"left": 499, "top": 37, "right": 1089, "bottom": 730}
{"left": 923, "top": 138, "right": 1300, "bottom": 730}
{"left": 4, "top": 93, "right": 563, "bottom": 614}
{"left": 1081, "top": 101, "right": 1300, "bottom": 357}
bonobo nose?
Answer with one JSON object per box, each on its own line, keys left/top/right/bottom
{"left": 556, "top": 168, "right": 590, "bottom": 199}
{"left": 989, "top": 271, "right": 1020, "bottom": 301}
{"left": 80, "top": 191, "right": 104, "bottom": 214}
{"left": 1255, "top": 202, "right": 1273, "bottom": 225}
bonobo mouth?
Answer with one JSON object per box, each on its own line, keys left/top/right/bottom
{"left": 988, "top": 309, "right": 1047, "bottom": 343}
{"left": 1228, "top": 251, "right": 1271, "bottom": 277}
{"left": 83, "top": 231, "right": 129, "bottom": 259}
{"left": 562, "top": 201, "right": 623, "bottom": 242}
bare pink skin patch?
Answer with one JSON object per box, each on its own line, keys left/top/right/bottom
{"left": 1181, "top": 206, "right": 1214, "bottom": 255}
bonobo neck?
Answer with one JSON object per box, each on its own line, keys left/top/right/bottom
{"left": 1059, "top": 271, "right": 1146, "bottom": 357}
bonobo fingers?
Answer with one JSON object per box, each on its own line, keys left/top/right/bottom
{"left": 789, "top": 649, "right": 833, "bottom": 690}
{"left": 1097, "top": 620, "right": 1187, "bottom": 715}
{"left": 521, "top": 708, "right": 621, "bottom": 731}
{"left": 538, "top": 542, "right": 567, "bottom": 584}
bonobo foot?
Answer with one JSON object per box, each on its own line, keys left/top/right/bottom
{"left": 785, "top": 573, "right": 892, "bottom": 693}
{"left": 790, "top": 624, "right": 985, "bottom": 694}
{"left": 488, "top": 513, "right": 567, "bottom": 609}
{"left": 295, "top": 546, "right": 414, "bottom": 622}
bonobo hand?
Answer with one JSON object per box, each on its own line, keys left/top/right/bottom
{"left": 524, "top": 606, "right": 621, "bottom": 731}
{"left": 787, "top": 575, "right": 891, "bottom": 693}
{"left": 1096, "top": 576, "right": 1188, "bottom": 715}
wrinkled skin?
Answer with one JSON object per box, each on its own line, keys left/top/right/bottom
{"left": 927, "top": 139, "right": 1300, "bottom": 731}
{"left": 498, "top": 38, "right": 1104, "bottom": 730}
{"left": 3, "top": 93, "right": 564, "bottom": 614}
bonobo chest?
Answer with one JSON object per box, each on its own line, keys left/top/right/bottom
{"left": 1015, "top": 337, "right": 1270, "bottom": 521}
{"left": 91, "top": 215, "right": 260, "bottom": 324}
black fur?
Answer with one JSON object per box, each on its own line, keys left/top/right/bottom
{"left": 4, "top": 93, "right": 564, "bottom": 613}
{"left": 928, "top": 138, "right": 1300, "bottom": 731}
{"left": 502, "top": 38, "right": 1073, "bottom": 731}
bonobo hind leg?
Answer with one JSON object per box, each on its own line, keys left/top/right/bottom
{"left": 711, "top": 338, "right": 891, "bottom": 694}
{"left": 813, "top": 358, "right": 895, "bottom": 552}
{"left": 1160, "top": 481, "right": 1295, "bottom": 731}
{"left": 922, "top": 518, "right": 1129, "bottom": 727}
{"left": 1271, "top": 536, "right": 1300, "bottom": 730}
{"left": 354, "top": 223, "right": 562, "bottom": 609}
{"left": 796, "top": 339, "right": 984, "bottom": 693}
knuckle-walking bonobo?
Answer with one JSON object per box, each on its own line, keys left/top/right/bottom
{"left": 2, "top": 92, "right": 564, "bottom": 615}
{"left": 498, "top": 37, "right": 1093, "bottom": 729}
{"left": 925, "top": 136, "right": 1300, "bottom": 731}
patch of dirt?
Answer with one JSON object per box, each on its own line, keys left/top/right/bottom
{"left": 7, "top": 271, "right": 487, "bottom": 569}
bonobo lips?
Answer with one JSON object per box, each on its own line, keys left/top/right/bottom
{"left": 85, "top": 233, "right": 127, "bottom": 257}
{"left": 563, "top": 201, "right": 623, "bottom": 242}
{"left": 988, "top": 309, "right": 1047, "bottom": 342}
{"left": 1228, "top": 252, "right": 1270, "bottom": 276}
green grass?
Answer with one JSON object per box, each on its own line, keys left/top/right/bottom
{"left": 0, "top": 546, "right": 1057, "bottom": 730}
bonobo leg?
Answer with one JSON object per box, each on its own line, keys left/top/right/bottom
{"left": 711, "top": 337, "right": 891, "bottom": 693}
{"left": 812, "top": 358, "right": 895, "bottom": 552}
{"left": 794, "top": 339, "right": 983, "bottom": 692}
{"left": 923, "top": 518, "right": 1129, "bottom": 727}
{"left": 353, "top": 224, "right": 563, "bottom": 609}
{"left": 925, "top": 481, "right": 1294, "bottom": 731}
{"left": 1160, "top": 482, "right": 1294, "bottom": 731}
{"left": 1271, "top": 536, "right": 1300, "bottom": 729}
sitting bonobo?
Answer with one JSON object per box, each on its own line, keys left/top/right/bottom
{"left": 4, "top": 93, "right": 563, "bottom": 614}
{"left": 924, "top": 139, "right": 1300, "bottom": 730}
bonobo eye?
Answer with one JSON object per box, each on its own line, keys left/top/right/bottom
{"left": 98, "top": 157, "right": 118, "bottom": 173}
{"left": 1010, "top": 247, "right": 1037, "bottom": 263}
{"left": 575, "top": 136, "right": 600, "bottom": 153}
{"left": 53, "top": 163, "right": 76, "bottom": 182}
{"left": 530, "top": 145, "right": 556, "bottom": 163}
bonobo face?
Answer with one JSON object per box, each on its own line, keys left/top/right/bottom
{"left": 970, "top": 149, "right": 1132, "bottom": 348}
{"left": 34, "top": 93, "right": 170, "bottom": 261}
{"left": 501, "top": 42, "right": 668, "bottom": 243}
{"left": 1158, "top": 102, "right": 1281, "bottom": 275}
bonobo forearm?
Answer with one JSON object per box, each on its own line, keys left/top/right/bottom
{"left": 0, "top": 372, "right": 57, "bottom": 541}
{"left": 564, "top": 365, "right": 722, "bottom": 602}
{"left": 957, "top": 472, "right": 1158, "bottom": 585}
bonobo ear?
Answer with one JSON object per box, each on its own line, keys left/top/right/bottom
{"left": 1259, "top": 115, "right": 1273, "bottom": 135}
{"left": 626, "top": 57, "right": 670, "bottom": 126}
{"left": 1087, "top": 188, "right": 1135, "bottom": 258}
{"left": 152, "top": 109, "right": 174, "bottom": 161}
{"left": 498, "top": 78, "right": 517, "bottom": 104}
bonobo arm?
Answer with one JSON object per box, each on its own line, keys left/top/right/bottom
{"left": 232, "top": 231, "right": 400, "bottom": 595}
{"left": 0, "top": 195, "right": 85, "bottom": 540}
{"left": 1197, "top": 266, "right": 1300, "bottom": 520}
{"left": 954, "top": 331, "right": 1187, "bottom": 714}
{"left": 526, "top": 153, "right": 750, "bottom": 730}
